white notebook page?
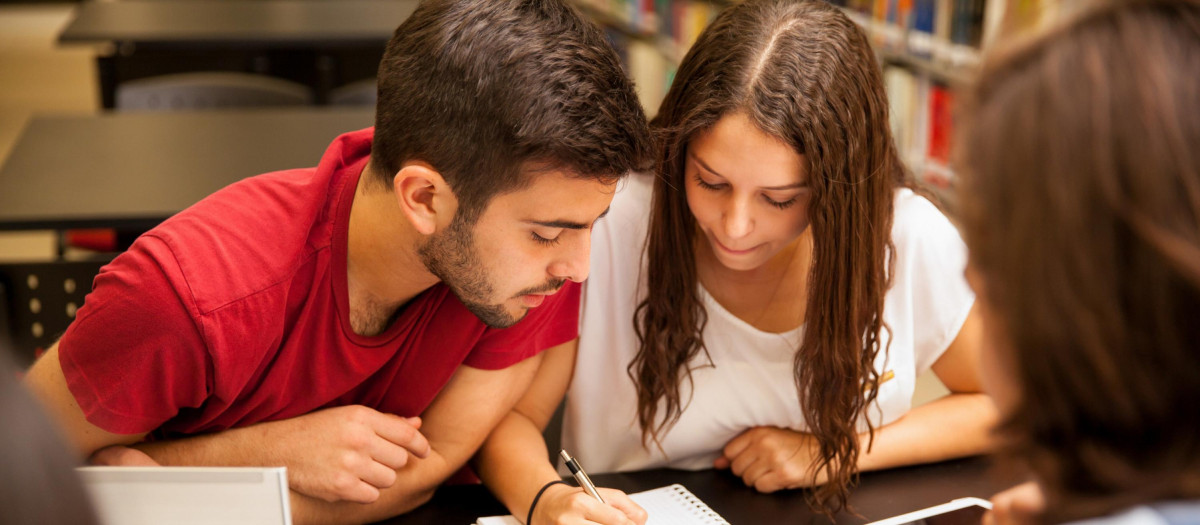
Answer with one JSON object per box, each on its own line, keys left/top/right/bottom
{"left": 631, "top": 484, "right": 729, "bottom": 525}
{"left": 477, "top": 483, "right": 728, "bottom": 525}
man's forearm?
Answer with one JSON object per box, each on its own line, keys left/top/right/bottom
{"left": 135, "top": 425, "right": 271, "bottom": 466}
{"left": 134, "top": 418, "right": 307, "bottom": 467}
{"left": 288, "top": 453, "right": 450, "bottom": 525}
{"left": 133, "top": 356, "right": 541, "bottom": 524}
{"left": 136, "top": 425, "right": 456, "bottom": 525}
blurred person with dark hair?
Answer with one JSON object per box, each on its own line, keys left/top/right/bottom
{"left": 956, "top": 0, "right": 1200, "bottom": 523}
{"left": 475, "top": 1, "right": 997, "bottom": 523}
{"left": 22, "top": 0, "right": 651, "bottom": 523}
{"left": 0, "top": 352, "right": 99, "bottom": 525}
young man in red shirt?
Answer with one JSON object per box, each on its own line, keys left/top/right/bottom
{"left": 23, "top": 0, "right": 651, "bottom": 522}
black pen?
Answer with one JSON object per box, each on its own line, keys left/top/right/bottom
{"left": 560, "top": 449, "right": 605, "bottom": 504}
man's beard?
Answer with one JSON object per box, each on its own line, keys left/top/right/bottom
{"left": 419, "top": 215, "right": 564, "bottom": 329}
{"left": 418, "top": 216, "right": 515, "bottom": 327}
{"left": 419, "top": 217, "right": 569, "bottom": 328}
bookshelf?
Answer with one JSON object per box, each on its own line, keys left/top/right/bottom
{"left": 573, "top": 0, "right": 1051, "bottom": 190}
{"left": 846, "top": 0, "right": 1051, "bottom": 190}
{"left": 835, "top": 0, "right": 995, "bottom": 191}
{"left": 572, "top": 0, "right": 726, "bottom": 114}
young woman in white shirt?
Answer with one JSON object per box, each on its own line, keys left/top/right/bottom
{"left": 475, "top": 1, "right": 996, "bottom": 523}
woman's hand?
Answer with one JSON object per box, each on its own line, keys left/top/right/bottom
{"left": 715, "top": 426, "right": 827, "bottom": 493}
{"left": 530, "top": 484, "right": 647, "bottom": 525}
{"left": 984, "top": 482, "right": 1044, "bottom": 525}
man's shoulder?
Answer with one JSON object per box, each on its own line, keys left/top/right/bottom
{"left": 141, "top": 167, "right": 341, "bottom": 315}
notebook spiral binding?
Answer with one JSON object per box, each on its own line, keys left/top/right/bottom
{"left": 666, "top": 484, "right": 730, "bottom": 524}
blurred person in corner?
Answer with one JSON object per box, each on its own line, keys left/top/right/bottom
{"left": 956, "top": 0, "right": 1200, "bottom": 523}
{"left": 0, "top": 349, "right": 99, "bottom": 524}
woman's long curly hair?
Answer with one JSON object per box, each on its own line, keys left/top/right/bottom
{"left": 629, "top": 0, "right": 911, "bottom": 515}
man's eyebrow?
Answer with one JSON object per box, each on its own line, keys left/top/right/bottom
{"left": 527, "top": 206, "right": 610, "bottom": 230}
{"left": 688, "top": 152, "right": 807, "bottom": 190}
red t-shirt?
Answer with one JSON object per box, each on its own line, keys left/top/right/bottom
{"left": 58, "top": 128, "right": 580, "bottom": 438}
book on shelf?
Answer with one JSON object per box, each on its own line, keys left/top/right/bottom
{"left": 576, "top": 0, "right": 718, "bottom": 45}
{"left": 671, "top": 0, "right": 716, "bottom": 51}
{"left": 586, "top": 0, "right": 721, "bottom": 114}
{"left": 884, "top": 64, "right": 955, "bottom": 189}
{"left": 832, "top": 0, "right": 1005, "bottom": 69}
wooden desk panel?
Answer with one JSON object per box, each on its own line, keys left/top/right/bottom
{"left": 0, "top": 108, "right": 374, "bottom": 231}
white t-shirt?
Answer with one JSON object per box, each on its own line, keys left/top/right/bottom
{"left": 560, "top": 173, "right": 974, "bottom": 473}
{"left": 1068, "top": 502, "right": 1200, "bottom": 525}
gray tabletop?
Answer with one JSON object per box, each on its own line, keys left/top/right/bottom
{"left": 59, "top": 0, "right": 418, "bottom": 47}
{"left": 388, "top": 456, "right": 1024, "bottom": 524}
{"left": 0, "top": 108, "right": 374, "bottom": 231}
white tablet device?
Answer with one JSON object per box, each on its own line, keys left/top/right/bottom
{"left": 867, "top": 497, "right": 993, "bottom": 525}
{"left": 77, "top": 466, "right": 292, "bottom": 525}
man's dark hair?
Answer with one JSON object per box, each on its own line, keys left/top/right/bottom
{"left": 371, "top": 0, "right": 652, "bottom": 222}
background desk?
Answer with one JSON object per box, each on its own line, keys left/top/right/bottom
{"left": 388, "top": 456, "right": 1022, "bottom": 524}
{"left": 0, "top": 107, "right": 374, "bottom": 232}
{"left": 58, "top": 0, "right": 419, "bottom": 107}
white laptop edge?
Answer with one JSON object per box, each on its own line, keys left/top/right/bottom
{"left": 866, "top": 497, "right": 993, "bottom": 525}
{"left": 77, "top": 466, "right": 292, "bottom": 525}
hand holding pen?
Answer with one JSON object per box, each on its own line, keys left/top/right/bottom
{"left": 523, "top": 450, "right": 646, "bottom": 525}
{"left": 561, "top": 449, "right": 605, "bottom": 503}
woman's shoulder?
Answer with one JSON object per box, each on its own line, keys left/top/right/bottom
{"left": 608, "top": 171, "right": 655, "bottom": 219}
{"left": 884, "top": 188, "right": 974, "bottom": 372}
{"left": 890, "top": 187, "right": 962, "bottom": 249}
{"left": 592, "top": 171, "right": 655, "bottom": 241}
{"left": 893, "top": 188, "right": 951, "bottom": 227}
{"left": 586, "top": 172, "right": 655, "bottom": 282}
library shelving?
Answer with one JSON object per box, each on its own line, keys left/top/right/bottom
{"left": 573, "top": 0, "right": 1049, "bottom": 190}
{"left": 572, "top": 0, "right": 726, "bottom": 114}
{"left": 836, "top": 0, "right": 996, "bottom": 190}
{"left": 844, "top": 0, "right": 1049, "bottom": 190}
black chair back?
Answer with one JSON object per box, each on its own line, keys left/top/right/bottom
{"left": 0, "top": 259, "right": 111, "bottom": 367}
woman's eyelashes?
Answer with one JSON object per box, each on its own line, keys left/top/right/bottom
{"left": 692, "top": 174, "right": 800, "bottom": 210}
{"left": 694, "top": 175, "right": 726, "bottom": 192}
{"left": 765, "top": 195, "right": 799, "bottom": 210}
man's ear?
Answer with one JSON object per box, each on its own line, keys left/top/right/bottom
{"left": 393, "top": 162, "right": 456, "bottom": 236}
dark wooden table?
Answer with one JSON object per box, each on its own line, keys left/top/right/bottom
{"left": 385, "top": 456, "right": 1023, "bottom": 524}
{"left": 0, "top": 107, "right": 374, "bottom": 232}
{"left": 58, "top": 0, "right": 419, "bottom": 107}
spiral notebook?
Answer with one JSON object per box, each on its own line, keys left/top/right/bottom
{"left": 476, "top": 483, "right": 728, "bottom": 525}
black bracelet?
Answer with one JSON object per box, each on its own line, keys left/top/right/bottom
{"left": 527, "top": 479, "right": 570, "bottom": 525}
